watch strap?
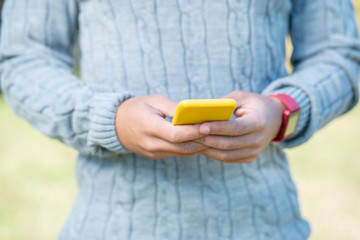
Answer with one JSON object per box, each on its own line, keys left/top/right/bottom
{"left": 269, "top": 94, "right": 300, "bottom": 142}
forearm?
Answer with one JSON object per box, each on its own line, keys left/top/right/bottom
{"left": 1, "top": 53, "right": 133, "bottom": 156}
{"left": 263, "top": 48, "right": 359, "bottom": 148}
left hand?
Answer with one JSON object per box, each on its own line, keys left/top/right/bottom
{"left": 196, "top": 90, "right": 286, "bottom": 163}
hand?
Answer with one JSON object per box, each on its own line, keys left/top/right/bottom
{"left": 115, "top": 94, "right": 208, "bottom": 159}
{"left": 196, "top": 90, "right": 286, "bottom": 163}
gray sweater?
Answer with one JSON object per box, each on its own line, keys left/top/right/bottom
{"left": 1, "top": 0, "right": 359, "bottom": 239}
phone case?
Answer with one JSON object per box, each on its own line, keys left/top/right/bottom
{"left": 172, "top": 99, "right": 237, "bottom": 125}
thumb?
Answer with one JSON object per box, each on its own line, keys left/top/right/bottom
{"left": 148, "top": 95, "right": 178, "bottom": 118}
{"left": 234, "top": 107, "right": 248, "bottom": 117}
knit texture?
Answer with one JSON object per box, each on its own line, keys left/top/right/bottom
{"left": 1, "top": 0, "right": 359, "bottom": 239}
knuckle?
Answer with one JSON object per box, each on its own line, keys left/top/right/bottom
{"left": 215, "top": 123, "right": 228, "bottom": 135}
{"left": 145, "top": 152, "right": 156, "bottom": 159}
{"left": 181, "top": 144, "right": 195, "bottom": 154}
{"left": 216, "top": 140, "right": 226, "bottom": 150}
{"left": 168, "top": 131, "right": 180, "bottom": 143}
{"left": 144, "top": 116, "right": 157, "bottom": 134}
{"left": 143, "top": 124, "right": 152, "bottom": 135}
{"left": 221, "top": 141, "right": 234, "bottom": 150}
{"left": 214, "top": 153, "right": 226, "bottom": 162}
{"left": 142, "top": 140, "right": 156, "bottom": 152}
{"left": 219, "top": 143, "right": 227, "bottom": 150}
{"left": 220, "top": 154, "right": 233, "bottom": 163}
{"left": 249, "top": 149, "right": 261, "bottom": 159}
{"left": 229, "top": 140, "right": 239, "bottom": 149}
{"left": 209, "top": 125, "right": 219, "bottom": 134}
{"left": 198, "top": 136, "right": 206, "bottom": 145}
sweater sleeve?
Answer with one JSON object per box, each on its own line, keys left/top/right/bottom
{"left": 0, "top": 0, "right": 134, "bottom": 157}
{"left": 262, "top": 0, "right": 360, "bottom": 148}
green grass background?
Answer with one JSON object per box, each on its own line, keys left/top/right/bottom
{"left": 1, "top": 2, "right": 360, "bottom": 240}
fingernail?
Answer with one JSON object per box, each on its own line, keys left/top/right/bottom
{"left": 201, "top": 126, "right": 210, "bottom": 134}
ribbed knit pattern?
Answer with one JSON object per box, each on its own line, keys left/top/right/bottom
{"left": 1, "top": 0, "right": 359, "bottom": 239}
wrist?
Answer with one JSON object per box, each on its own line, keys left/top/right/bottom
{"left": 89, "top": 92, "right": 134, "bottom": 154}
{"left": 268, "top": 96, "right": 287, "bottom": 140}
{"left": 269, "top": 96, "right": 287, "bottom": 113}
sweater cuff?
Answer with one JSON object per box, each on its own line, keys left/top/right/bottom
{"left": 263, "top": 86, "right": 311, "bottom": 145}
{"left": 88, "top": 92, "right": 134, "bottom": 154}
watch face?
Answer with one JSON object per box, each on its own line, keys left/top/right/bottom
{"left": 284, "top": 110, "right": 300, "bottom": 138}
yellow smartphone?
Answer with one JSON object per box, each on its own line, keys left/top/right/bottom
{"left": 172, "top": 99, "right": 237, "bottom": 125}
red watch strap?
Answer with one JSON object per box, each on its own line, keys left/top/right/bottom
{"left": 269, "top": 94, "right": 300, "bottom": 142}
{"left": 269, "top": 94, "right": 300, "bottom": 111}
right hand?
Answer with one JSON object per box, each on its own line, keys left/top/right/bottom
{"left": 115, "top": 95, "right": 208, "bottom": 159}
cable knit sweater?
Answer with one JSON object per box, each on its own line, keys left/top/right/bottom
{"left": 1, "top": 0, "right": 359, "bottom": 239}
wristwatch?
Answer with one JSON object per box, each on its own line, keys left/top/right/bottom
{"left": 269, "top": 94, "right": 301, "bottom": 142}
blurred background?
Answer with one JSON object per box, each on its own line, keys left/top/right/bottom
{"left": 1, "top": 1, "right": 360, "bottom": 240}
